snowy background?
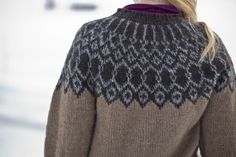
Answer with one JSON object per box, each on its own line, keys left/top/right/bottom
{"left": 0, "top": 0, "right": 235, "bottom": 157}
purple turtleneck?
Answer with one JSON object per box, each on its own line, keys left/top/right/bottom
{"left": 123, "top": 3, "right": 179, "bottom": 14}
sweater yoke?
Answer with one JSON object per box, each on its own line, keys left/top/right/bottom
{"left": 55, "top": 11, "right": 235, "bottom": 109}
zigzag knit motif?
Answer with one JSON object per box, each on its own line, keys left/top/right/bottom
{"left": 55, "top": 8, "right": 236, "bottom": 109}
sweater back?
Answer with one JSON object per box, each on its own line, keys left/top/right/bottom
{"left": 44, "top": 7, "right": 236, "bottom": 157}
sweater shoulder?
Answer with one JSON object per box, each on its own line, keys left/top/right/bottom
{"left": 210, "top": 33, "right": 236, "bottom": 92}
{"left": 79, "top": 15, "right": 116, "bottom": 35}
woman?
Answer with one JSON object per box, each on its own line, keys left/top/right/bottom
{"left": 44, "top": 0, "right": 236, "bottom": 156}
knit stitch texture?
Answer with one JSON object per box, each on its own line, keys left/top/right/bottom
{"left": 55, "top": 8, "right": 235, "bottom": 108}
{"left": 44, "top": 7, "right": 236, "bottom": 157}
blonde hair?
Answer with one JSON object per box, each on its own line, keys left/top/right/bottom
{"left": 167, "top": 0, "right": 218, "bottom": 64}
{"left": 134, "top": 0, "right": 218, "bottom": 63}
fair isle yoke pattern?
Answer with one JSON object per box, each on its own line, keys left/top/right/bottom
{"left": 55, "top": 8, "right": 236, "bottom": 109}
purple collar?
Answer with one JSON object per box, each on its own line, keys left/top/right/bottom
{"left": 123, "top": 3, "right": 179, "bottom": 14}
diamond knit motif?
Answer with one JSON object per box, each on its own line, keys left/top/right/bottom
{"left": 55, "top": 15, "right": 235, "bottom": 109}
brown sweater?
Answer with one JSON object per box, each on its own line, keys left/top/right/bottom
{"left": 44, "top": 7, "right": 236, "bottom": 157}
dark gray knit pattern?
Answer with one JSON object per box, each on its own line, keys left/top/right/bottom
{"left": 55, "top": 8, "right": 236, "bottom": 109}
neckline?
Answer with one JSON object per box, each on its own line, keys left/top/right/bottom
{"left": 112, "top": 7, "right": 189, "bottom": 25}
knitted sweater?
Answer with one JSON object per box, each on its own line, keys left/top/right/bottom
{"left": 44, "top": 6, "right": 236, "bottom": 157}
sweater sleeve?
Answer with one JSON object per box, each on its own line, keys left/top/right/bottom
{"left": 199, "top": 36, "right": 236, "bottom": 157}
{"left": 44, "top": 24, "right": 97, "bottom": 157}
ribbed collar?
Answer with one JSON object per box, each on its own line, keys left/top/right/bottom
{"left": 112, "top": 6, "right": 189, "bottom": 25}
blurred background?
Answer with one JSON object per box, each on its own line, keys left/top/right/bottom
{"left": 0, "top": 0, "right": 235, "bottom": 157}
